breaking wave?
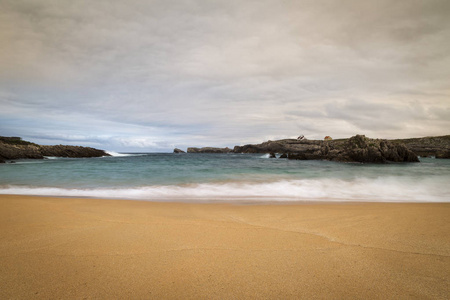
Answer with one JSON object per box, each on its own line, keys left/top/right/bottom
{"left": 104, "top": 151, "right": 146, "bottom": 157}
{"left": 0, "top": 177, "right": 447, "bottom": 202}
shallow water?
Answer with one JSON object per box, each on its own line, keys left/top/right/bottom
{"left": 1, "top": 153, "right": 449, "bottom": 202}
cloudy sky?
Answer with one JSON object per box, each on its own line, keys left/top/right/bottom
{"left": 1, "top": 0, "right": 449, "bottom": 152}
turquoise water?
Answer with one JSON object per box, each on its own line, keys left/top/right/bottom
{"left": 0, "top": 153, "right": 449, "bottom": 202}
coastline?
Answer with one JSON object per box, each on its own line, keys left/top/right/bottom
{"left": 1, "top": 195, "right": 449, "bottom": 299}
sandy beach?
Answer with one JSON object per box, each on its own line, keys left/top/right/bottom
{"left": 0, "top": 195, "right": 448, "bottom": 299}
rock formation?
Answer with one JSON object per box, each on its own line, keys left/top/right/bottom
{"left": 324, "top": 135, "right": 419, "bottom": 163}
{"left": 234, "top": 135, "right": 419, "bottom": 163}
{"left": 233, "top": 139, "right": 323, "bottom": 155}
{"left": 181, "top": 134, "right": 449, "bottom": 162}
{"left": 0, "top": 136, "right": 110, "bottom": 162}
{"left": 173, "top": 148, "right": 186, "bottom": 153}
{"left": 390, "top": 136, "right": 450, "bottom": 158}
{"left": 187, "top": 147, "right": 233, "bottom": 153}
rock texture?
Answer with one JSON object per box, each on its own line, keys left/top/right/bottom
{"left": 234, "top": 135, "right": 419, "bottom": 163}
{"left": 173, "top": 148, "right": 186, "bottom": 153}
{"left": 187, "top": 147, "right": 233, "bottom": 153}
{"left": 325, "top": 135, "right": 419, "bottom": 163}
{"left": 0, "top": 136, "right": 110, "bottom": 162}
{"left": 391, "top": 136, "right": 450, "bottom": 158}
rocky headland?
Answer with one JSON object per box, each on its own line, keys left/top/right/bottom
{"left": 0, "top": 136, "right": 110, "bottom": 163}
{"left": 179, "top": 134, "right": 450, "bottom": 163}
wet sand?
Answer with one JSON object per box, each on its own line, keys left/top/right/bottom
{"left": 0, "top": 195, "right": 449, "bottom": 299}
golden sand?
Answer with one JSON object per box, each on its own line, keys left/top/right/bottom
{"left": 0, "top": 195, "right": 449, "bottom": 299}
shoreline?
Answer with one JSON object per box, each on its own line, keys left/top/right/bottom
{"left": 1, "top": 195, "right": 449, "bottom": 299}
{"left": 1, "top": 193, "right": 450, "bottom": 205}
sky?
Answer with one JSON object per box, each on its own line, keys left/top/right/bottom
{"left": 1, "top": 0, "right": 449, "bottom": 152}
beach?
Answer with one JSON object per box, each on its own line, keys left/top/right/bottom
{"left": 0, "top": 195, "right": 448, "bottom": 299}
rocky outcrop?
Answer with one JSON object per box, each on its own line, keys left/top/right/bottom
{"left": 390, "top": 136, "right": 450, "bottom": 158}
{"left": 233, "top": 139, "right": 323, "bottom": 154}
{"left": 187, "top": 147, "right": 233, "bottom": 153}
{"left": 0, "top": 141, "right": 44, "bottom": 160}
{"left": 0, "top": 136, "right": 110, "bottom": 161}
{"left": 39, "top": 145, "right": 109, "bottom": 158}
{"left": 324, "top": 135, "right": 419, "bottom": 163}
{"left": 234, "top": 135, "right": 419, "bottom": 163}
{"left": 173, "top": 148, "right": 186, "bottom": 153}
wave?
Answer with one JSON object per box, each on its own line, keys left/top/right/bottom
{"left": 104, "top": 151, "right": 147, "bottom": 157}
{"left": 0, "top": 177, "right": 448, "bottom": 202}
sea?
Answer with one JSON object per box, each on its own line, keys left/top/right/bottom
{"left": 0, "top": 152, "right": 449, "bottom": 203}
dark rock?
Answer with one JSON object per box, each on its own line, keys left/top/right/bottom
{"left": 173, "top": 148, "right": 186, "bottom": 153}
{"left": 279, "top": 153, "right": 288, "bottom": 158}
{"left": 234, "top": 139, "right": 322, "bottom": 154}
{"left": 0, "top": 143, "right": 44, "bottom": 160}
{"left": 327, "top": 135, "right": 419, "bottom": 163}
{"left": 187, "top": 147, "right": 233, "bottom": 153}
{"left": 269, "top": 152, "right": 276, "bottom": 158}
{"left": 0, "top": 158, "right": 5, "bottom": 163}
{"left": 39, "top": 145, "right": 109, "bottom": 158}
{"left": 436, "top": 151, "right": 450, "bottom": 159}
{"left": 232, "top": 135, "right": 419, "bottom": 163}
{"left": 390, "top": 135, "right": 450, "bottom": 158}
{"left": 288, "top": 153, "right": 308, "bottom": 160}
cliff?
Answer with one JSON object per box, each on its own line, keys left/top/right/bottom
{"left": 0, "top": 136, "right": 110, "bottom": 163}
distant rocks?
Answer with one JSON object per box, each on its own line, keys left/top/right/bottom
{"left": 233, "top": 139, "right": 323, "bottom": 155}
{"left": 187, "top": 147, "right": 233, "bottom": 153}
{"left": 173, "top": 148, "right": 186, "bottom": 153}
{"left": 180, "top": 134, "right": 450, "bottom": 163}
{"left": 225, "top": 135, "right": 419, "bottom": 163}
{"left": 0, "top": 136, "right": 110, "bottom": 162}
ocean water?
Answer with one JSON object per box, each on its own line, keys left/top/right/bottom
{"left": 0, "top": 153, "right": 449, "bottom": 202}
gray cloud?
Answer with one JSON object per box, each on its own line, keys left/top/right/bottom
{"left": 1, "top": 0, "right": 449, "bottom": 151}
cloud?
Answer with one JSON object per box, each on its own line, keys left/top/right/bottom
{"left": 1, "top": 0, "right": 449, "bottom": 151}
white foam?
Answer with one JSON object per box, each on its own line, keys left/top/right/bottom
{"left": 104, "top": 151, "right": 145, "bottom": 157}
{"left": 0, "top": 177, "right": 448, "bottom": 202}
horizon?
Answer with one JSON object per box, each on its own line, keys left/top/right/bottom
{"left": 1, "top": 1, "right": 449, "bottom": 152}
{"left": 3, "top": 133, "right": 449, "bottom": 154}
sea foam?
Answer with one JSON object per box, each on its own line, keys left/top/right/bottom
{"left": 0, "top": 177, "right": 447, "bottom": 202}
{"left": 104, "top": 151, "right": 146, "bottom": 157}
